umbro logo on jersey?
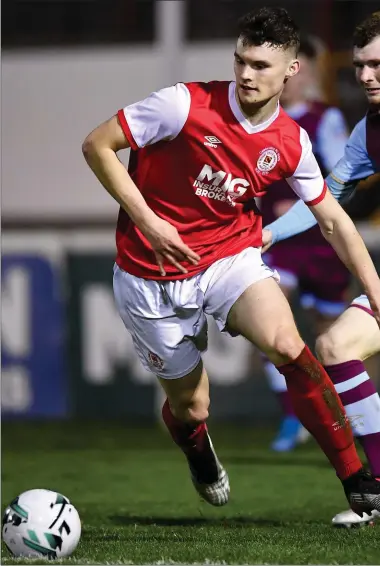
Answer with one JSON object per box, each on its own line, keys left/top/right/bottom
{"left": 204, "top": 136, "right": 222, "bottom": 149}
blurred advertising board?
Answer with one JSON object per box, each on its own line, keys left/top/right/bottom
{"left": 2, "top": 236, "right": 66, "bottom": 418}
{"left": 4, "top": 226, "right": 378, "bottom": 421}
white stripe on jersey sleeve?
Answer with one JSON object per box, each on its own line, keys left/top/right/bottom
{"left": 285, "top": 127, "right": 325, "bottom": 203}
{"left": 330, "top": 117, "right": 376, "bottom": 183}
{"left": 121, "top": 83, "right": 191, "bottom": 148}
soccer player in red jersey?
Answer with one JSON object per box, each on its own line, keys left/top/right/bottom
{"left": 83, "top": 7, "right": 380, "bottom": 514}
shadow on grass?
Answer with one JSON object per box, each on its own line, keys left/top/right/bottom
{"left": 108, "top": 514, "right": 285, "bottom": 528}
{"left": 222, "top": 453, "right": 329, "bottom": 468}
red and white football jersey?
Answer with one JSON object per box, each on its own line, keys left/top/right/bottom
{"left": 116, "top": 81, "right": 327, "bottom": 280}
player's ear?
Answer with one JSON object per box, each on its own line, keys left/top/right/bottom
{"left": 285, "top": 58, "right": 300, "bottom": 81}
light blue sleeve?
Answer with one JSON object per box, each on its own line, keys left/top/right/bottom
{"left": 331, "top": 117, "right": 375, "bottom": 182}
{"left": 266, "top": 199, "right": 316, "bottom": 244}
{"left": 266, "top": 117, "right": 375, "bottom": 244}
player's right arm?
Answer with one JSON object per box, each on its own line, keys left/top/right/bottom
{"left": 82, "top": 115, "right": 155, "bottom": 227}
{"left": 262, "top": 118, "right": 376, "bottom": 249}
{"left": 82, "top": 85, "right": 200, "bottom": 275}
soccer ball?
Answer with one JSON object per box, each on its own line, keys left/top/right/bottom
{"left": 2, "top": 489, "right": 81, "bottom": 558}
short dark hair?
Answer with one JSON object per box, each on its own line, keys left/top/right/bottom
{"left": 237, "top": 6, "right": 300, "bottom": 54}
{"left": 353, "top": 11, "right": 380, "bottom": 48}
{"left": 298, "top": 36, "right": 318, "bottom": 60}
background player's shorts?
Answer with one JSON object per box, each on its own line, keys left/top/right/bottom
{"left": 113, "top": 247, "right": 279, "bottom": 379}
{"left": 265, "top": 243, "right": 350, "bottom": 317}
{"left": 350, "top": 294, "right": 374, "bottom": 317}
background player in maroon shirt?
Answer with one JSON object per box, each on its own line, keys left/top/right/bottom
{"left": 83, "top": 7, "right": 380, "bottom": 516}
{"left": 260, "top": 37, "right": 351, "bottom": 452}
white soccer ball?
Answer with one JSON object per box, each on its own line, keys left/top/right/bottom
{"left": 2, "top": 489, "right": 81, "bottom": 559}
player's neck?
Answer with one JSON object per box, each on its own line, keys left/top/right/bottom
{"left": 235, "top": 92, "right": 280, "bottom": 126}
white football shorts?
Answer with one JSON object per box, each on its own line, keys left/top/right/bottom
{"left": 113, "top": 247, "right": 279, "bottom": 379}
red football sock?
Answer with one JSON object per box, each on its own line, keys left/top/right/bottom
{"left": 162, "top": 398, "right": 220, "bottom": 483}
{"left": 162, "top": 398, "right": 209, "bottom": 455}
{"left": 277, "top": 346, "right": 362, "bottom": 480}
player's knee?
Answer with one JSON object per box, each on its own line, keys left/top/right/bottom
{"left": 267, "top": 332, "right": 305, "bottom": 365}
{"left": 171, "top": 395, "right": 210, "bottom": 424}
{"left": 186, "top": 401, "right": 209, "bottom": 424}
{"left": 315, "top": 330, "right": 345, "bottom": 365}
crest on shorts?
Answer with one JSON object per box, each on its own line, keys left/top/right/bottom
{"left": 256, "top": 147, "right": 280, "bottom": 174}
{"left": 148, "top": 351, "right": 164, "bottom": 370}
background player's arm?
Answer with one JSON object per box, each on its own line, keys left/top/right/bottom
{"left": 264, "top": 127, "right": 380, "bottom": 324}
{"left": 263, "top": 118, "right": 375, "bottom": 247}
{"left": 261, "top": 175, "right": 357, "bottom": 249}
{"left": 343, "top": 173, "right": 380, "bottom": 220}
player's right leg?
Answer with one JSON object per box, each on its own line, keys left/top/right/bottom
{"left": 159, "top": 360, "right": 229, "bottom": 506}
{"left": 113, "top": 264, "right": 229, "bottom": 507}
{"left": 315, "top": 298, "right": 380, "bottom": 527}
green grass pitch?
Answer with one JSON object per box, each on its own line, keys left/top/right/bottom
{"left": 2, "top": 421, "right": 379, "bottom": 564}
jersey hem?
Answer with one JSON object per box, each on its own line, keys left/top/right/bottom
{"left": 115, "top": 240, "right": 262, "bottom": 281}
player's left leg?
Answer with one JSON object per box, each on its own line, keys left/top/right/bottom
{"left": 262, "top": 271, "right": 303, "bottom": 452}
{"left": 113, "top": 264, "right": 229, "bottom": 507}
{"left": 203, "top": 248, "right": 380, "bottom": 514}
{"left": 261, "top": 250, "right": 304, "bottom": 451}
{"left": 316, "top": 298, "right": 380, "bottom": 526}
{"left": 288, "top": 251, "right": 353, "bottom": 453}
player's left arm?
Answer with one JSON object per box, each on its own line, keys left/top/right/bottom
{"left": 309, "top": 190, "right": 380, "bottom": 326}
{"left": 284, "top": 130, "right": 380, "bottom": 326}
{"left": 264, "top": 119, "right": 375, "bottom": 247}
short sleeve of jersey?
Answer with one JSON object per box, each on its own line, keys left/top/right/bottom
{"left": 330, "top": 117, "right": 376, "bottom": 184}
{"left": 117, "top": 83, "right": 191, "bottom": 150}
{"left": 286, "top": 127, "right": 327, "bottom": 206}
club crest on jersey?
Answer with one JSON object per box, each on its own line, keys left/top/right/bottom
{"left": 256, "top": 147, "right": 280, "bottom": 175}
{"left": 148, "top": 351, "right": 164, "bottom": 370}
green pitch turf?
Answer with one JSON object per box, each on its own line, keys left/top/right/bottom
{"left": 2, "top": 421, "right": 379, "bottom": 564}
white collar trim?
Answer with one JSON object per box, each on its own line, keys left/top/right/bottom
{"left": 229, "top": 82, "right": 280, "bottom": 134}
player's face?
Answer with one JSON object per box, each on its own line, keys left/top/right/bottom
{"left": 280, "top": 54, "right": 315, "bottom": 107}
{"left": 234, "top": 38, "right": 299, "bottom": 109}
{"left": 353, "top": 35, "right": 380, "bottom": 106}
